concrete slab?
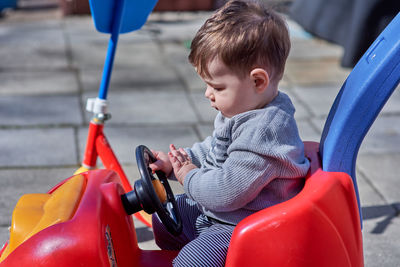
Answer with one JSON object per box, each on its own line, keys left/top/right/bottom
{"left": 292, "top": 85, "right": 341, "bottom": 118}
{"left": 0, "top": 20, "right": 67, "bottom": 69}
{"left": 285, "top": 59, "right": 350, "bottom": 86}
{"left": 363, "top": 215, "right": 400, "bottom": 267}
{"left": 147, "top": 13, "right": 207, "bottom": 42}
{"left": 0, "top": 70, "right": 78, "bottom": 95}
{"left": 0, "top": 19, "right": 64, "bottom": 46}
{"left": 288, "top": 38, "right": 343, "bottom": 61}
{"left": 282, "top": 87, "right": 313, "bottom": 120}
{"left": 0, "top": 95, "right": 83, "bottom": 126}
{"left": 358, "top": 153, "right": 400, "bottom": 205}
{"left": 82, "top": 89, "right": 198, "bottom": 125}
{"left": 359, "top": 116, "right": 400, "bottom": 155}
{"left": 63, "top": 16, "right": 154, "bottom": 44}
{"left": 70, "top": 41, "right": 161, "bottom": 70}
{"left": 79, "top": 65, "right": 179, "bottom": 93}
{"left": 161, "top": 42, "right": 205, "bottom": 92}
{"left": 0, "top": 128, "right": 78, "bottom": 167}
{"left": 196, "top": 124, "right": 214, "bottom": 140}
{"left": 296, "top": 119, "right": 320, "bottom": 142}
{"left": 188, "top": 92, "right": 218, "bottom": 123}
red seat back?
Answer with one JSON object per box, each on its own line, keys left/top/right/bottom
{"left": 225, "top": 142, "right": 363, "bottom": 267}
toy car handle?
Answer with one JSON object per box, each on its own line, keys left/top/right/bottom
{"left": 121, "top": 145, "right": 183, "bottom": 236}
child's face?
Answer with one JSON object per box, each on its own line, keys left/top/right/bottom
{"left": 201, "top": 58, "right": 262, "bottom": 118}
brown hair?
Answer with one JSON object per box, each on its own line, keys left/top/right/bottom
{"left": 188, "top": 0, "right": 290, "bottom": 83}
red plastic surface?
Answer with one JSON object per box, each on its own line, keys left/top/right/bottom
{"left": 225, "top": 142, "right": 364, "bottom": 267}
{"left": 0, "top": 170, "right": 178, "bottom": 267}
{"left": 0, "top": 142, "right": 363, "bottom": 266}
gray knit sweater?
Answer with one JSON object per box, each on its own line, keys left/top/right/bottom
{"left": 183, "top": 92, "right": 310, "bottom": 225}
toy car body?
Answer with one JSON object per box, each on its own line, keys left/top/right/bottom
{"left": 0, "top": 142, "right": 363, "bottom": 267}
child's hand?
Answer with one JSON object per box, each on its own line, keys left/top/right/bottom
{"left": 149, "top": 149, "right": 173, "bottom": 176}
{"left": 168, "top": 144, "right": 197, "bottom": 185}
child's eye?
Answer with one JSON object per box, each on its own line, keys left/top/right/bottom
{"left": 214, "top": 87, "right": 224, "bottom": 91}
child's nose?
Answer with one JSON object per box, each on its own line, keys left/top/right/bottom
{"left": 205, "top": 86, "right": 214, "bottom": 100}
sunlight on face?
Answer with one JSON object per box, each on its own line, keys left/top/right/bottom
{"left": 201, "top": 58, "right": 263, "bottom": 118}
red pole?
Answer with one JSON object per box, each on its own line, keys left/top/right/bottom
{"left": 82, "top": 121, "right": 103, "bottom": 168}
{"left": 96, "top": 132, "right": 133, "bottom": 192}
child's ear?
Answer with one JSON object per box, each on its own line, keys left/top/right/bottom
{"left": 250, "top": 68, "right": 269, "bottom": 92}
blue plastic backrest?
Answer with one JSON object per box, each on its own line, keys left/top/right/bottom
{"left": 320, "top": 13, "right": 400, "bottom": 228}
{"left": 89, "top": 0, "right": 158, "bottom": 34}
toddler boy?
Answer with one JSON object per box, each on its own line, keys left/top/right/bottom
{"left": 150, "top": 1, "right": 310, "bottom": 266}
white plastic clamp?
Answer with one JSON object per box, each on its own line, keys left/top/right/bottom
{"left": 86, "top": 97, "right": 108, "bottom": 114}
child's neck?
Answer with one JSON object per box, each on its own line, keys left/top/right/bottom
{"left": 258, "top": 84, "right": 278, "bottom": 109}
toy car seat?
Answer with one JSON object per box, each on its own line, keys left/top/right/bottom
{"left": 226, "top": 12, "right": 400, "bottom": 267}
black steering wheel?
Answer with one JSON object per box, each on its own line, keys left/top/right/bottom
{"left": 121, "top": 145, "right": 182, "bottom": 236}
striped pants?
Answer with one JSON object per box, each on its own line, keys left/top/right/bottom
{"left": 152, "top": 194, "right": 235, "bottom": 267}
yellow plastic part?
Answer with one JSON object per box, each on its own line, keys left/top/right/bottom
{"left": 152, "top": 180, "right": 167, "bottom": 203}
{"left": 134, "top": 180, "right": 167, "bottom": 227}
{"left": 0, "top": 175, "right": 86, "bottom": 262}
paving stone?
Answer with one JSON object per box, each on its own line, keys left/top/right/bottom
{"left": 64, "top": 16, "right": 155, "bottom": 44}
{"left": 296, "top": 119, "right": 320, "bottom": 142}
{"left": 162, "top": 42, "right": 206, "bottom": 92}
{"left": 148, "top": 15, "right": 206, "bottom": 42}
{"left": 70, "top": 41, "right": 161, "bottom": 70}
{"left": 292, "top": 85, "right": 341, "bottom": 118}
{"left": 0, "top": 95, "right": 83, "bottom": 126}
{"left": 356, "top": 171, "right": 387, "bottom": 209}
{"left": 188, "top": 92, "right": 218, "bottom": 123}
{"left": 174, "top": 63, "right": 205, "bottom": 92}
{"left": 0, "top": 20, "right": 67, "bottom": 69}
{"left": 363, "top": 216, "right": 400, "bottom": 267}
{"left": 0, "top": 128, "right": 78, "bottom": 167}
{"left": 79, "top": 65, "right": 179, "bottom": 93}
{"left": 285, "top": 59, "right": 351, "bottom": 86}
{"left": 0, "top": 70, "right": 78, "bottom": 96}
{"left": 82, "top": 88, "right": 198, "bottom": 125}
{"left": 359, "top": 116, "right": 400, "bottom": 155}
{"left": 288, "top": 38, "right": 343, "bottom": 61}
{"left": 196, "top": 124, "right": 214, "bottom": 140}
{"left": 282, "top": 87, "right": 313, "bottom": 120}
{"left": 0, "top": 19, "right": 64, "bottom": 46}
{"left": 357, "top": 153, "right": 400, "bottom": 205}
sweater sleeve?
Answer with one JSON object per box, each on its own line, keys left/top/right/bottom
{"left": 183, "top": 108, "right": 310, "bottom": 212}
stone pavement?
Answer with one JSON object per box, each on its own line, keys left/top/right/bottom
{"left": 0, "top": 4, "right": 399, "bottom": 266}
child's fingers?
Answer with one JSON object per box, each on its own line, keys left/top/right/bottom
{"left": 149, "top": 160, "right": 165, "bottom": 172}
{"left": 179, "top": 148, "right": 190, "bottom": 161}
{"left": 149, "top": 162, "right": 158, "bottom": 171}
{"left": 168, "top": 151, "right": 181, "bottom": 167}
{"left": 169, "top": 144, "right": 177, "bottom": 152}
{"left": 169, "top": 145, "right": 182, "bottom": 159}
{"left": 175, "top": 150, "right": 187, "bottom": 163}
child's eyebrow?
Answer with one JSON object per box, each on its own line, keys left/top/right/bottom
{"left": 204, "top": 79, "right": 223, "bottom": 88}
